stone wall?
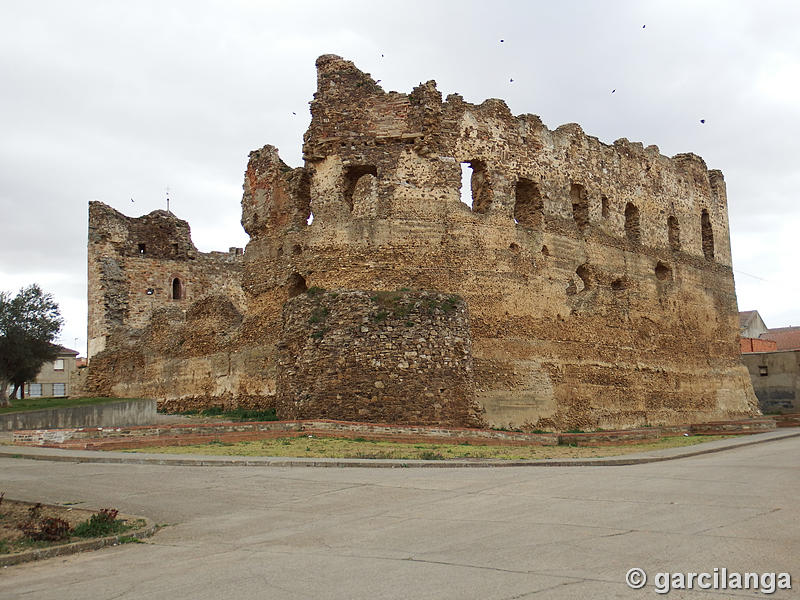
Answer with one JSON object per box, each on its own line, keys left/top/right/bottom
{"left": 87, "top": 202, "right": 245, "bottom": 358}
{"left": 251, "top": 55, "right": 756, "bottom": 429}
{"left": 84, "top": 55, "right": 759, "bottom": 430}
{"left": 84, "top": 202, "right": 276, "bottom": 408}
{"left": 276, "top": 290, "right": 482, "bottom": 427}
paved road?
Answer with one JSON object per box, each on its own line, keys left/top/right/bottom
{"left": 1, "top": 437, "right": 798, "bottom": 599}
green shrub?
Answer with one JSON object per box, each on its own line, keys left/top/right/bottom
{"left": 72, "top": 508, "right": 126, "bottom": 538}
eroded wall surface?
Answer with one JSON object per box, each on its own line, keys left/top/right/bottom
{"left": 277, "top": 290, "right": 481, "bottom": 427}
{"left": 86, "top": 55, "right": 758, "bottom": 429}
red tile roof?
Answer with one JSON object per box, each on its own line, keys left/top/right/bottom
{"left": 760, "top": 327, "right": 800, "bottom": 351}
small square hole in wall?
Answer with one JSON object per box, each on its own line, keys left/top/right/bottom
{"left": 759, "top": 365, "right": 768, "bottom": 376}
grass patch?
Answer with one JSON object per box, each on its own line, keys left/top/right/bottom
{"left": 127, "top": 435, "right": 733, "bottom": 461}
{"left": 0, "top": 396, "right": 137, "bottom": 415}
{"left": 174, "top": 407, "right": 278, "bottom": 422}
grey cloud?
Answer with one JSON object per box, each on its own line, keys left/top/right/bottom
{"left": 1, "top": 0, "right": 798, "bottom": 356}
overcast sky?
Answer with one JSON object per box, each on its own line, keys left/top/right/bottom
{"left": 1, "top": 0, "right": 798, "bottom": 355}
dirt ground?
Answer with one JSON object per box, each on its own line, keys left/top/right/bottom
{"left": 0, "top": 499, "right": 141, "bottom": 555}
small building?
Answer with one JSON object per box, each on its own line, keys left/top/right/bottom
{"left": 739, "top": 312, "right": 800, "bottom": 413}
{"left": 741, "top": 350, "right": 800, "bottom": 414}
{"left": 22, "top": 346, "right": 80, "bottom": 398}
{"left": 739, "top": 310, "right": 769, "bottom": 339}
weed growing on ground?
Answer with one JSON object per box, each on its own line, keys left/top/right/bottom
{"left": 419, "top": 451, "right": 445, "bottom": 460}
{"left": 177, "top": 406, "right": 278, "bottom": 421}
{"left": 118, "top": 535, "right": 144, "bottom": 544}
{"left": 72, "top": 509, "right": 127, "bottom": 538}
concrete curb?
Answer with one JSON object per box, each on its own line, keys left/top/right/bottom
{"left": 0, "top": 515, "right": 158, "bottom": 567}
{"left": 1, "top": 428, "right": 798, "bottom": 468}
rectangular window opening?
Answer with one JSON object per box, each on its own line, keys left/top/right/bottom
{"left": 460, "top": 162, "right": 473, "bottom": 209}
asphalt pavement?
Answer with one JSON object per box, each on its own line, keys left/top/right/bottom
{"left": 0, "top": 431, "right": 798, "bottom": 599}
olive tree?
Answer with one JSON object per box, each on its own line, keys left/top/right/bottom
{"left": 0, "top": 285, "right": 63, "bottom": 406}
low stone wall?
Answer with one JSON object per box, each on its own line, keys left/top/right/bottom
{"left": 558, "top": 428, "right": 661, "bottom": 446}
{"left": 690, "top": 418, "right": 776, "bottom": 435}
{"left": 774, "top": 413, "right": 800, "bottom": 428}
{"left": 1, "top": 399, "right": 156, "bottom": 431}
{"left": 13, "top": 419, "right": 558, "bottom": 447}
{"left": 12, "top": 417, "right": 777, "bottom": 449}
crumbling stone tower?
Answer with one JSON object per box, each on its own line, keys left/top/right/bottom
{"left": 86, "top": 55, "right": 758, "bottom": 430}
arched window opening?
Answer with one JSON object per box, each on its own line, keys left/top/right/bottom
{"left": 701, "top": 209, "right": 714, "bottom": 260}
{"left": 570, "top": 184, "right": 589, "bottom": 232}
{"left": 667, "top": 215, "right": 680, "bottom": 251}
{"left": 344, "top": 165, "right": 377, "bottom": 212}
{"left": 514, "top": 178, "right": 543, "bottom": 227}
{"left": 172, "top": 277, "right": 183, "bottom": 300}
{"left": 460, "top": 160, "right": 491, "bottom": 214}
{"left": 624, "top": 202, "right": 641, "bottom": 244}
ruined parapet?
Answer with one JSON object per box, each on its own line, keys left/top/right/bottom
{"left": 87, "top": 201, "right": 245, "bottom": 357}
{"left": 241, "top": 145, "right": 309, "bottom": 239}
{"left": 276, "top": 290, "right": 482, "bottom": 427}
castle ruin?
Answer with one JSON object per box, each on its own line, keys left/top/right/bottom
{"left": 85, "top": 55, "right": 758, "bottom": 430}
